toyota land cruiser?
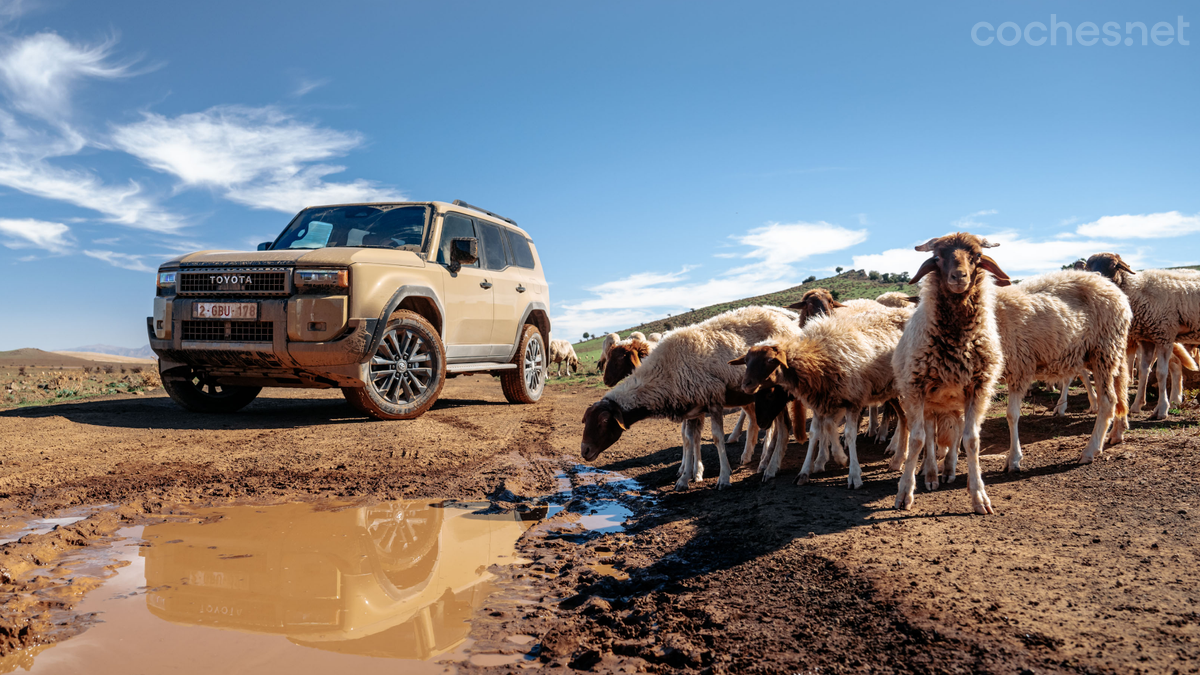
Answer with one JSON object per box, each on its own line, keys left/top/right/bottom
{"left": 149, "top": 200, "right": 551, "bottom": 419}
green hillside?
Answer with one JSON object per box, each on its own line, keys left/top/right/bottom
{"left": 566, "top": 270, "right": 909, "bottom": 370}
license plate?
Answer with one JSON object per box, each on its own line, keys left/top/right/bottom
{"left": 192, "top": 302, "right": 257, "bottom": 320}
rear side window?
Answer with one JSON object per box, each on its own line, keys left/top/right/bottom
{"left": 437, "top": 214, "right": 479, "bottom": 267}
{"left": 505, "top": 230, "right": 536, "bottom": 269}
{"left": 479, "top": 222, "right": 509, "bottom": 271}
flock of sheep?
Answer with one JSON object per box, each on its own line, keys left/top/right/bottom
{"left": 574, "top": 233, "right": 1200, "bottom": 515}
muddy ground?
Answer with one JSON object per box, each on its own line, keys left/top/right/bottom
{"left": 0, "top": 375, "right": 1197, "bottom": 674}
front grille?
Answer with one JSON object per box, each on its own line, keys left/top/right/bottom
{"left": 178, "top": 269, "right": 289, "bottom": 296}
{"left": 182, "top": 321, "right": 274, "bottom": 342}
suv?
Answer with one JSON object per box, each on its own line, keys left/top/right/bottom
{"left": 149, "top": 201, "right": 551, "bottom": 419}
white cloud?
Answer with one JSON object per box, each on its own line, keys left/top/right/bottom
{"left": 83, "top": 249, "right": 155, "bottom": 272}
{"left": 0, "top": 217, "right": 70, "bottom": 253}
{"left": 853, "top": 230, "right": 1140, "bottom": 278}
{"left": 551, "top": 220, "right": 866, "bottom": 340}
{"left": 1075, "top": 211, "right": 1200, "bottom": 239}
{"left": 112, "top": 105, "right": 404, "bottom": 212}
{"left": 293, "top": 77, "right": 329, "bottom": 97}
{"left": 0, "top": 32, "right": 132, "bottom": 123}
{"left": 952, "top": 209, "right": 998, "bottom": 230}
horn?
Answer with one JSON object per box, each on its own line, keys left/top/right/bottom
{"left": 909, "top": 256, "right": 940, "bottom": 284}
{"left": 979, "top": 254, "right": 1011, "bottom": 286}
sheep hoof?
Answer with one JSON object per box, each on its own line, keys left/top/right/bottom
{"left": 1150, "top": 410, "right": 1168, "bottom": 421}
{"left": 887, "top": 458, "right": 904, "bottom": 473}
{"left": 717, "top": 480, "right": 730, "bottom": 490}
{"left": 971, "top": 489, "right": 994, "bottom": 515}
{"left": 794, "top": 472, "right": 810, "bottom": 486}
{"left": 894, "top": 491, "right": 914, "bottom": 511}
{"left": 673, "top": 479, "right": 690, "bottom": 491}
{"left": 1004, "top": 462, "right": 1022, "bottom": 473}
{"left": 1077, "top": 453, "right": 1095, "bottom": 465}
{"left": 924, "top": 477, "right": 939, "bottom": 492}
{"left": 848, "top": 475, "right": 862, "bottom": 490}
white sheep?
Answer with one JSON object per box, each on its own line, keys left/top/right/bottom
{"left": 892, "top": 233, "right": 1009, "bottom": 514}
{"left": 1086, "top": 253, "right": 1200, "bottom": 419}
{"left": 647, "top": 332, "right": 663, "bottom": 343}
{"left": 991, "top": 270, "right": 1132, "bottom": 472}
{"left": 1131, "top": 340, "right": 1199, "bottom": 411}
{"left": 875, "top": 291, "right": 916, "bottom": 308}
{"left": 596, "top": 332, "right": 621, "bottom": 372}
{"left": 548, "top": 339, "right": 581, "bottom": 377}
{"left": 731, "top": 304, "right": 914, "bottom": 488}
{"left": 580, "top": 306, "right": 801, "bottom": 490}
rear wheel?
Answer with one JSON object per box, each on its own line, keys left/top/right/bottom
{"left": 501, "top": 324, "right": 546, "bottom": 404}
{"left": 343, "top": 310, "right": 446, "bottom": 420}
{"left": 161, "top": 367, "right": 261, "bottom": 413}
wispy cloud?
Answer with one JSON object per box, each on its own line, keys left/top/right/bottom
{"left": 112, "top": 105, "right": 403, "bottom": 212}
{"left": 552, "top": 220, "right": 866, "bottom": 340}
{"left": 1076, "top": 211, "right": 1200, "bottom": 239}
{"left": 0, "top": 32, "right": 134, "bottom": 123}
{"left": 83, "top": 249, "right": 155, "bottom": 272}
{"left": 293, "top": 77, "right": 329, "bottom": 97}
{"left": 0, "top": 217, "right": 71, "bottom": 253}
{"left": 951, "top": 209, "right": 998, "bottom": 230}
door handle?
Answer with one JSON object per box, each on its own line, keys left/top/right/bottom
{"left": 516, "top": 285, "right": 526, "bottom": 293}
{"left": 480, "top": 281, "right": 493, "bottom": 289}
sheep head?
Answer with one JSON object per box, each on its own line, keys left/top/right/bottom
{"left": 581, "top": 398, "right": 627, "bottom": 461}
{"left": 1085, "top": 252, "right": 1135, "bottom": 282}
{"left": 786, "top": 288, "right": 844, "bottom": 326}
{"left": 910, "top": 232, "right": 1011, "bottom": 294}
{"left": 602, "top": 339, "right": 651, "bottom": 387}
{"left": 730, "top": 342, "right": 788, "bottom": 395}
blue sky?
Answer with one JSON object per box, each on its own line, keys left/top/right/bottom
{"left": 0, "top": 1, "right": 1197, "bottom": 349}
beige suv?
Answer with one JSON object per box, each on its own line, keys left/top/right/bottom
{"left": 149, "top": 201, "right": 550, "bottom": 419}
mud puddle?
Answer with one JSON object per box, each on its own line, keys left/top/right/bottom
{"left": 0, "top": 465, "right": 652, "bottom": 673}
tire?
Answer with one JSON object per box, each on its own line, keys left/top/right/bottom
{"left": 501, "top": 324, "right": 546, "bottom": 404}
{"left": 161, "top": 367, "right": 262, "bottom": 414}
{"left": 343, "top": 310, "right": 446, "bottom": 420}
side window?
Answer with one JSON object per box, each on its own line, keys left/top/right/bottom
{"left": 505, "top": 229, "right": 536, "bottom": 269}
{"left": 436, "top": 214, "right": 479, "bottom": 267}
{"left": 479, "top": 223, "right": 509, "bottom": 271}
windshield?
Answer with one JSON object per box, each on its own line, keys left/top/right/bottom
{"left": 271, "top": 205, "right": 429, "bottom": 251}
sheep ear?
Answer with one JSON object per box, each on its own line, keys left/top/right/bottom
{"left": 829, "top": 299, "right": 846, "bottom": 308}
{"left": 772, "top": 347, "right": 788, "bottom": 367}
{"left": 785, "top": 301, "right": 804, "bottom": 310}
{"left": 613, "top": 407, "right": 627, "bottom": 430}
{"left": 914, "top": 237, "right": 941, "bottom": 252}
{"left": 910, "top": 257, "right": 940, "bottom": 284}
{"left": 729, "top": 356, "right": 747, "bottom": 366}
{"left": 980, "top": 255, "right": 1011, "bottom": 286}
{"left": 629, "top": 352, "right": 641, "bottom": 368}
{"left": 905, "top": 295, "right": 921, "bottom": 305}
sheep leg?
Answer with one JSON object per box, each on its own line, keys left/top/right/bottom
{"left": 1151, "top": 344, "right": 1172, "bottom": 420}
{"left": 675, "top": 418, "right": 702, "bottom": 490}
{"left": 795, "top": 415, "right": 824, "bottom": 486}
{"left": 895, "top": 402, "right": 926, "bottom": 510}
{"left": 763, "top": 412, "right": 791, "bottom": 482}
{"left": 942, "top": 417, "right": 962, "bottom": 484}
{"left": 866, "top": 405, "right": 879, "bottom": 439}
{"left": 738, "top": 410, "right": 760, "bottom": 467}
{"left": 964, "top": 394, "right": 994, "bottom": 515}
{"left": 1004, "top": 383, "right": 1029, "bottom": 472}
{"left": 708, "top": 409, "right": 733, "bottom": 489}
{"left": 1135, "top": 344, "right": 1153, "bottom": 410}
{"left": 791, "top": 400, "right": 808, "bottom": 444}
{"left": 676, "top": 421, "right": 688, "bottom": 478}
{"left": 757, "top": 424, "right": 775, "bottom": 473}
{"left": 1080, "top": 364, "right": 1118, "bottom": 464}
{"left": 1082, "top": 372, "right": 1097, "bottom": 413}
{"left": 1054, "top": 377, "right": 1071, "bottom": 417}
{"left": 1169, "top": 357, "right": 1183, "bottom": 407}
{"left": 921, "top": 418, "right": 940, "bottom": 492}
{"left": 887, "top": 407, "right": 909, "bottom": 471}
{"left": 830, "top": 420, "right": 849, "bottom": 468}
{"left": 727, "top": 410, "right": 747, "bottom": 444}
{"left": 845, "top": 408, "right": 863, "bottom": 489}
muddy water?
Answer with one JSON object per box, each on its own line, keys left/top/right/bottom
{"left": 10, "top": 500, "right": 544, "bottom": 674}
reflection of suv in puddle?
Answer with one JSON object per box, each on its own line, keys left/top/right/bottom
{"left": 149, "top": 201, "right": 551, "bottom": 419}
{"left": 141, "top": 501, "right": 541, "bottom": 660}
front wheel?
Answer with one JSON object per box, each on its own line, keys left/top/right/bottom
{"left": 501, "top": 324, "right": 546, "bottom": 404}
{"left": 343, "top": 310, "right": 446, "bottom": 420}
{"left": 161, "top": 368, "right": 261, "bottom": 413}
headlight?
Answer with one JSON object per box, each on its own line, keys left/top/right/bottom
{"left": 294, "top": 269, "right": 348, "bottom": 288}
{"left": 157, "top": 271, "right": 177, "bottom": 287}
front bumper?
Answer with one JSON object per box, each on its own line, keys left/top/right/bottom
{"left": 148, "top": 296, "right": 376, "bottom": 388}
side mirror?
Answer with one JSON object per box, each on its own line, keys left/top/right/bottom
{"left": 257, "top": 242, "right": 272, "bottom": 251}
{"left": 448, "top": 237, "right": 478, "bottom": 273}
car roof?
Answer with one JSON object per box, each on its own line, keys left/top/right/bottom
{"left": 299, "top": 201, "right": 533, "bottom": 240}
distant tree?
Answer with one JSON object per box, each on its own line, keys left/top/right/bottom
{"left": 868, "top": 270, "right": 881, "bottom": 281}
{"left": 804, "top": 275, "right": 817, "bottom": 283}
{"left": 881, "top": 273, "right": 892, "bottom": 282}
{"left": 582, "top": 332, "right": 589, "bottom": 340}
{"left": 897, "top": 271, "right": 910, "bottom": 283}
{"left": 835, "top": 266, "right": 844, "bottom": 274}
{"left": 664, "top": 322, "right": 674, "bottom": 330}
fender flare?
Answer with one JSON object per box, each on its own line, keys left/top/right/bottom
{"left": 367, "top": 285, "right": 446, "bottom": 356}
{"left": 505, "top": 301, "right": 550, "bottom": 361}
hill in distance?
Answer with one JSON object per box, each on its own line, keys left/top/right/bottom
{"left": 61, "top": 344, "right": 155, "bottom": 360}
{"left": 0, "top": 348, "right": 141, "bottom": 369}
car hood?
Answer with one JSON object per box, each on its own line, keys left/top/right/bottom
{"left": 164, "top": 248, "right": 427, "bottom": 268}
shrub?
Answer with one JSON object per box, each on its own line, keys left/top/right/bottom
{"left": 103, "top": 365, "right": 115, "bottom": 374}
{"left": 130, "top": 366, "right": 143, "bottom": 374}
{"left": 830, "top": 289, "right": 841, "bottom": 300}
{"left": 18, "top": 366, "right": 25, "bottom": 376}
{"left": 803, "top": 275, "right": 817, "bottom": 283}
{"left": 868, "top": 270, "right": 881, "bottom": 281}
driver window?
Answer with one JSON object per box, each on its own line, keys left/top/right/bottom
{"left": 437, "top": 214, "right": 479, "bottom": 267}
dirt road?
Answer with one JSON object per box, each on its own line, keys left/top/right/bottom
{"left": 0, "top": 377, "right": 1197, "bottom": 673}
